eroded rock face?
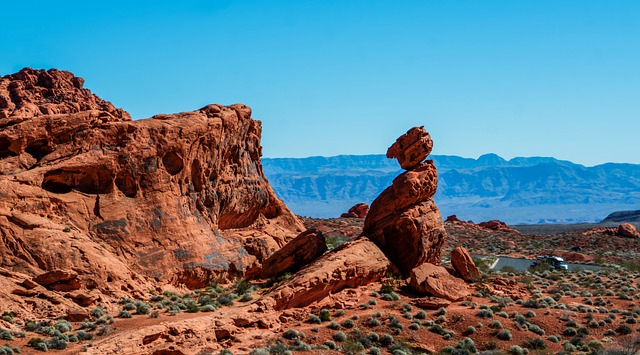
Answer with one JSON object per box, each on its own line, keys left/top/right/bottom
{"left": 363, "top": 126, "right": 445, "bottom": 276}
{"left": 409, "top": 263, "right": 469, "bottom": 301}
{"left": 0, "top": 68, "right": 303, "bottom": 316}
{"left": 451, "top": 247, "right": 480, "bottom": 282}
{"left": 266, "top": 238, "right": 393, "bottom": 310}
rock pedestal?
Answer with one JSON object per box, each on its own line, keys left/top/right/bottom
{"left": 363, "top": 126, "right": 445, "bottom": 276}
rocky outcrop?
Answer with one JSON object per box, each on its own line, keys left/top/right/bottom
{"left": 409, "top": 263, "right": 469, "bottom": 301}
{"left": 266, "top": 238, "right": 393, "bottom": 310}
{"left": 340, "top": 203, "right": 369, "bottom": 218}
{"left": 246, "top": 228, "right": 327, "bottom": 279}
{"left": 478, "top": 220, "right": 519, "bottom": 234}
{"left": 363, "top": 126, "right": 445, "bottom": 276}
{"left": 617, "top": 223, "right": 640, "bottom": 238}
{"left": 0, "top": 68, "right": 303, "bottom": 316}
{"left": 451, "top": 247, "right": 480, "bottom": 282}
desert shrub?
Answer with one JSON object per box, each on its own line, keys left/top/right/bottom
{"left": 76, "top": 330, "right": 94, "bottom": 341}
{"left": 307, "top": 314, "right": 321, "bottom": 324}
{"left": 369, "top": 347, "right": 382, "bottom": 355}
{"left": 90, "top": 306, "right": 106, "bottom": 318}
{"left": 587, "top": 340, "right": 604, "bottom": 351}
{"left": 615, "top": 324, "right": 633, "bottom": 335}
{"left": 282, "top": 329, "right": 299, "bottom": 340}
{"left": 435, "top": 307, "right": 447, "bottom": 316}
{"left": 509, "top": 345, "right": 526, "bottom": 355}
{"left": 118, "top": 309, "right": 132, "bottom": 318}
{"left": 54, "top": 320, "right": 72, "bottom": 333}
{"left": 476, "top": 309, "right": 493, "bottom": 318}
{"left": 135, "top": 302, "right": 151, "bottom": 315}
{"left": 0, "top": 330, "right": 13, "bottom": 341}
{"left": 333, "top": 331, "right": 346, "bottom": 342}
{"left": 524, "top": 310, "right": 536, "bottom": 318}
{"left": 489, "top": 320, "right": 502, "bottom": 329}
{"left": 328, "top": 321, "right": 340, "bottom": 330}
{"left": 96, "top": 324, "right": 111, "bottom": 336}
{"left": 47, "top": 336, "right": 68, "bottom": 350}
{"left": 408, "top": 323, "right": 420, "bottom": 330}
{"left": 341, "top": 319, "right": 355, "bottom": 329}
{"left": 548, "top": 335, "right": 560, "bottom": 343}
{"left": 28, "top": 337, "right": 48, "bottom": 351}
{"left": 528, "top": 324, "right": 545, "bottom": 335}
{"left": 414, "top": 310, "right": 427, "bottom": 319}
{"left": 367, "top": 332, "right": 380, "bottom": 342}
{"left": 366, "top": 317, "right": 380, "bottom": 327}
{"left": 497, "top": 329, "right": 513, "bottom": 341}
{"left": 380, "top": 333, "right": 394, "bottom": 346}
{"left": 463, "top": 326, "right": 476, "bottom": 335}
{"left": 525, "top": 337, "right": 546, "bottom": 350}
{"left": 319, "top": 309, "right": 331, "bottom": 322}
{"left": 563, "top": 327, "right": 577, "bottom": 336}
{"left": 323, "top": 340, "right": 337, "bottom": 350}
{"left": 334, "top": 309, "right": 346, "bottom": 317}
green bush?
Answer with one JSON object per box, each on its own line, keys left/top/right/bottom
{"left": 497, "top": 329, "right": 513, "bottom": 341}
{"left": 319, "top": 309, "right": 331, "bottom": 322}
{"left": 333, "top": 331, "right": 346, "bottom": 342}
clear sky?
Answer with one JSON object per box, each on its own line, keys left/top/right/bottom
{"left": 1, "top": 1, "right": 639, "bottom": 166}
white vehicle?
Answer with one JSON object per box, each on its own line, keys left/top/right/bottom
{"left": 531, "top": 255, "right": 569, "bottom": 270}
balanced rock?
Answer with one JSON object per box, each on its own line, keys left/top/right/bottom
{"left": 386, "top": 126, "right": 433, "bottom": 170}
{"left": 363, "top": 126, "right": 445, "bottom": 276}
{"left": 409, "top": 263, "right": 469, "bottom": 301}
{"left": 617, "top": 223, "right": 640, "bottom": 238}
{"left": 0, "top": 68, "right": 303, "bottom": 316}
{"left": 451, "top": 247, "right": 480, "bottom": 282}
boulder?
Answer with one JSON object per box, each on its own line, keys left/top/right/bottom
{"left": 347, "top": 203, "right": 369, "bottom": 218}
{"left": 617, "top": 223, "right": 640, "bottom": 238}
{"left": 409, "top": 263, "right": 469, "bottom": 301}
{"left": 412, "top": 297, "right": 452, "bottom": 309}
{"left": 386, "top": 126, "right": 433, "bottom": 170}
{"left": 363, "top": 127, "right": 445, "bottom": 276}
{"left": 266, "top": 237, "right": 393, "bottom": 310}
{"left": 247, "top": 228, "right": 327, "bottom": 279}
{"left": 451, "top": 247, "right": 480, "bottom": 282}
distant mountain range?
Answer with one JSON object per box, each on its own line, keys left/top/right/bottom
{"left": 262, "top": 154, "right": 640, "bottom": 224}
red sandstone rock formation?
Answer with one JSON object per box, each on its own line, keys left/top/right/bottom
{"left": 246, "top": 228, "right": 327, "bottom": 279}
{"left": 265, "top": 238, "right": 393, "bottom": 310}
{"left": 451, "top": 247, "right": 480, "bottom": 282}
{"left": 386, "top": 126, "right": 434, "bottom": 170}
{"left": 363, "top": 126, "right": 445, "bottom": 276}
{"left": 478, "top": 220, "right": 519, "bottom": 234}
{"left": 409, "top": 263, "right": 469, "bottom": 301}
{"left": 340, "top": 202, "right": 369, "bottom": 218}
{"left": 0, "top": 68, "right": 303, "bottom": 317}
{"left": 617, "top": 223, "right": 640, "bottom": 238}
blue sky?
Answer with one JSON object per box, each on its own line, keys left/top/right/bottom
{"left": 1, "top": 1, "right": 639, "bottom": 166}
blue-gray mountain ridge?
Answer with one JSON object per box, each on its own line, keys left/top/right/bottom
{"left": 262, "top": 154, "right": 640, "bottom": 224}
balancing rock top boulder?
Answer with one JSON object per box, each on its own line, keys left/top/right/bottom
{"left": 363, "top": 126, "right": 445, "bottom": 276}
{"left": 386, "top": 126, "right": 433, "bottom": 170}
{"left": 0, "top": 68, "right": 303, "bottom": 317}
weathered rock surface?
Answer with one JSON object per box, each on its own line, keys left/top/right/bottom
{"left": 363, "top": 126, "right": 445, "bottom": 276}
{"left": 617, "top": 223, "right": 640, "bottom": 238}
{"left": 386, "top": 126, "right": 433, "bottom": 170}
{"left": 341, "top": 203, "right": 369, "bottom": 218}
{"left": 266, "top": 238, "right": 393, "bottom": 310}
{"left": 246, "top": 228, "right": 327, "bottom": 279}
{"left": 0, "top": 68, "right": 303, "bottom": 316}
{"left": 412, "top": 296, "right": 452, "bottom": 309}
{"left": 409, "top": 263, "right": 469, "bottom": 301}
{"left": 451, "top": 247, "right": 480, "bottom": 282}
{"left": 478, "top": 220, "right": 518, "bottom": 234}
